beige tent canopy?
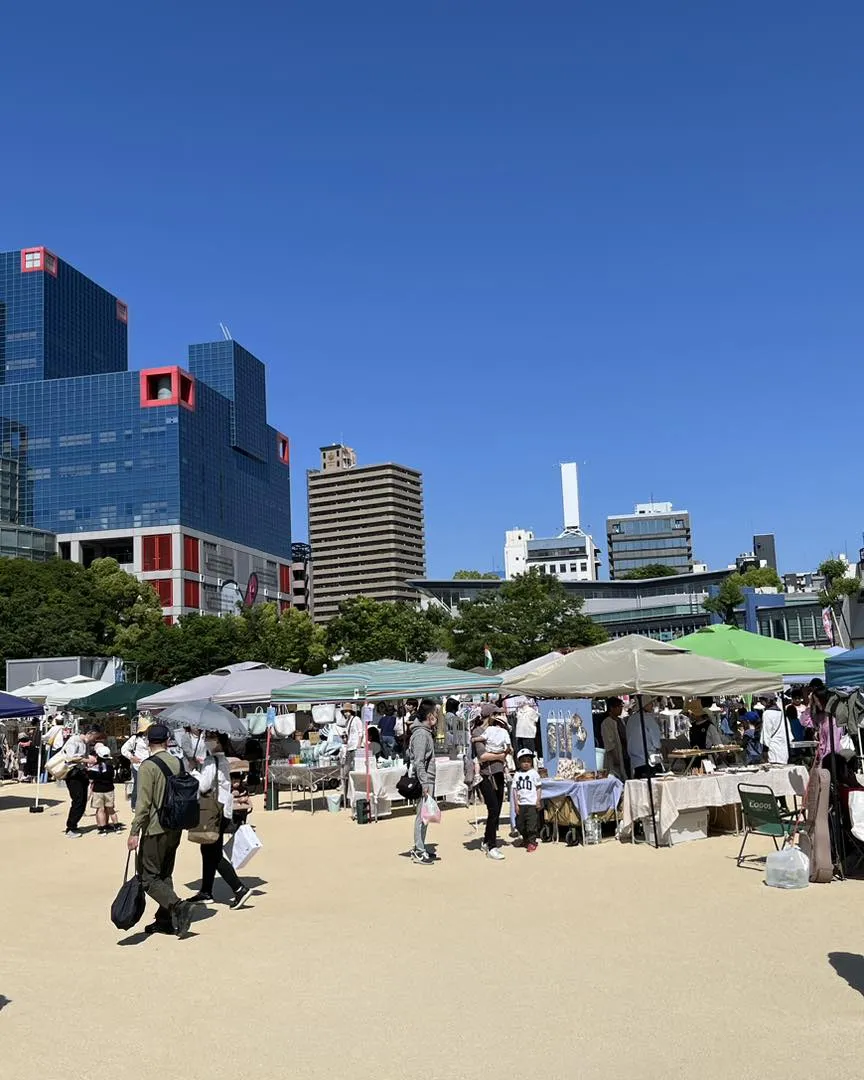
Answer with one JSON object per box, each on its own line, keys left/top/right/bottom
{"left": 501, "top": 635, "right": 779, "bottom": 699}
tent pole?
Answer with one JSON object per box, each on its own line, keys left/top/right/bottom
{"left": 824, "top": 701, "right": 846, "bottom": 880}
{"left": 779, "top": 689, "right": 792, "bottom": 761}
{"left": 638, "top": 695, "right": 659, "bottom": 849}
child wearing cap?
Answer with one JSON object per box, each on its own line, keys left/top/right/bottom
{"left": 513, "top": 748, "right": 542, "bottom": 853}
{"left": 87, "top": 744, "right": 121, "bottom": 834}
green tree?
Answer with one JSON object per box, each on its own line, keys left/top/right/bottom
{"left": 702, "top": 566, "right": 784, "bottom": 624}
{"left": 818, "top": 557, "right": 859, "bottom": 614}
{"left": 90, "top": 557, "right": 164, "bottom": 648}
{"left": 447, "top": 568, "right": 606, "bottom": 671}
{"left": 238, "top": 603, "right": 330, "bottom": 674}
{"left": 325, "top": 597, "right": 438, "bottom": 663}
{"left": 453, "top": 569, "right": 501, "bottom": 580}
{"left": 619, "top": 564, "right": 679, "bottom": 580}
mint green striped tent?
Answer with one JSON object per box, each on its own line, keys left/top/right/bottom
{"left": 271, "top": 660, "right": 501, "bottom": 704}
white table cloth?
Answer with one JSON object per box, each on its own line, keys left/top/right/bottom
{"left": 347, "top": 759, "right": 466, "bottom": 811}
{"left": 622, "top": 765, "right": 809, "bottom": 839}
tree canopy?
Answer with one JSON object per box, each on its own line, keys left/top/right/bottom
{"left": 819, "top": 557, "right": 860, "bottom": 611}
{"left": 453, "top": 569, "right": 501, "bottom": 580}
{"left": 324, "top": 596, "right": 441, "bottom": 664}
{"left": 702, "top": 567, "right": 783, "bottom": 623}
{"left": 619, "top": 564, "right": 679, "bottom": 580}
{"left": 447, "top": 568, "right": 607, "bottom": 671}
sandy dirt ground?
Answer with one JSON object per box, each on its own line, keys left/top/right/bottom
{"left": 3, "top": 781, "right": 864, "bottom": 1080}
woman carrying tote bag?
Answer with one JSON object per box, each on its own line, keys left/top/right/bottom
{"left": 188, "top": 732, "right": 251, "bottom": 909}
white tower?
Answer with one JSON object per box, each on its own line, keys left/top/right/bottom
{"left": 561, "top": 462, "right": 580, "bottom": 533}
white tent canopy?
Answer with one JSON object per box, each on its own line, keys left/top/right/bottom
{"left": 138, "top": 662, "right": 305, "bottom": 709}
{"left": 9, "top": 674, "right": 114, "bottom": 708}
{"left": 501, "top": 635, "right": 779, "bottom": 698}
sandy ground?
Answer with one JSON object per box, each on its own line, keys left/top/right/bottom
{"left": 3, "top": 782, "right": 864, "bottom": 1080}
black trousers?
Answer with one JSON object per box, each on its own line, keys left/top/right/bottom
{"left": 479, "top": 772, "right": 505, "bottom": 848}
{"left": 516, "top": 804, "right": 541, "bottom": 843}
{"left": 200, "top": 820, "right": 242, "bottom": 896}
{"left": 65, "top": 769, "right": 89, "bottom": 831}
{"left": 634, "top": 764, "right": 662, "bottom": 780}
{"left": 139, "top": 830, "right": 182, "bottom": 925}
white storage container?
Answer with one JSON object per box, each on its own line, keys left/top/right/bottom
{"left": 643, "top": 808, "right": 708, "bottom": 847}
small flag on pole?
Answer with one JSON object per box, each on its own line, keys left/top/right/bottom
{"left": 483, "top": 645, "right": 493, "bottom": 670}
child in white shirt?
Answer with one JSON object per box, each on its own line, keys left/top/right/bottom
{"left": 512, "top": 748, "right": 542, "bottom": 852}
{"left": 483, "top": 718, "right": 511, "bottom": 757}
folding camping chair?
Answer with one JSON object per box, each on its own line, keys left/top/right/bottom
{"left": 737, "top": 784, "right": 797, "bottom": 867}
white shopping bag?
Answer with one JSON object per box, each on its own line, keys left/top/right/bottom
{"left": 230, "top": 824, "right": 262, "bottom": 871}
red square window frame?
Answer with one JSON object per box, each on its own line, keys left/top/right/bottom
{"left": 142, "top": 533, "right": 173, "bottom": 571}
{"left": 139, "top": 366, "right": 196, "bottom": 411}
{"left": 151, "top": 578, "right": 173, "bottom": 606}
{"left": 279, "top": 564, "right": 291, "bottom": 594}
{"left": 116, "top": 299, "right": 128, "bottom": 323}
{"left": 184, "top": 579, "right": 200, "bottom": 609}
{"left": 277, "top": 432, "right": 290, "bottom": 465}
{"left": 183, "top": 534, "right": 200, "bottom": 572}
{"left": 21, "top": 246, "right": 58, "bottom": 276}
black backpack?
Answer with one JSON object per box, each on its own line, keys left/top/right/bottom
{"left": 150, "top": 755, "right": 201, "bottom": 830}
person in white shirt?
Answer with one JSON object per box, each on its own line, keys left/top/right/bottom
{"left": 187, "top": 733, "right": 250, "bottom": 909}
{"left": 61, "top": 726, "right": 104, "bottom": 837}
{"left": 625, "top": 698, "right": 663, "bottom": 779}
{"left": 760, "top": 697, "right": 790, "bottom": 765}
{"left": 121, "top": 719, "right": 152, "bottom": 809}
{"left": 514, "top": 701, "right": 540, "bottom": 755}
{"left": 512, "top": 748, "right": 542, "bottom": 852}
{"left": 340, "top": 706, "right": 364, "bottom": 786}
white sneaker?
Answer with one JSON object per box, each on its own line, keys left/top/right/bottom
{"left": 480, "top": 842, "right": 489, "bottom": 853}
{"left": 486, "top": 847, "right": 505, "bottom": 861}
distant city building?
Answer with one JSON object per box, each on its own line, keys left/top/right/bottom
{"left": 307, "top": 444, "right": 425, "bottom": 622}
{"left": 753, "top": 533, "right": 777, "bottom": 572}
{"left": 0, "top": 523, "right": 56, "bottom": 562}
{"left": 606, "top": 502, "right": 694, "bottom": 579}
{"left": 503, "top": 463, "right": 601, "bottom": 583}
{"left": 410, "top": 569, "right": 831, "bottom": 647}
{"left": 0, "top": 247, "right": 293, "bottom": 620}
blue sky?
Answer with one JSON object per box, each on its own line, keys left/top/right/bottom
{"left": 3, "top": 3, "right": 862, "bottom": 578}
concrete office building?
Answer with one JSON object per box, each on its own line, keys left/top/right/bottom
{"left": 307, "top": 444, "right": 425, "bottom": 622}
{"left": 606, "top": 502, "right": 694, "bottom": 579}
{"left": 753, "top": 533, "right": 777, "bottom": 571}
{"left": 504, "top": 463, "right": 601, "bottom": 583}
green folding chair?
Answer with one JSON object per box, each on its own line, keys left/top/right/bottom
{"left": 737, "top": 784, "right": 797, "bottom": 867}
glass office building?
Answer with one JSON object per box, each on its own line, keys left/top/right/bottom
{"left": 606, "top": 502, "right": 694, "bottom": 578}
{"left": 0, "top": 247, "right": 292, "bottom": 617}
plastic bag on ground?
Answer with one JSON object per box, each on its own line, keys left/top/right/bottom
{"left": 765, "top": 846, "right": 809, "bottom": 889}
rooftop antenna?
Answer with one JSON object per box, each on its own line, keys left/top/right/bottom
{"left": 219, "top": 323, "right": 233, "bottom": 341}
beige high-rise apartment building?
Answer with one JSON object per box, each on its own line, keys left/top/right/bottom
{"left": 307, "top": 444, "right": 426, "bottom": 622}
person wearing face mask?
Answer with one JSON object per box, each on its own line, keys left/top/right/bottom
{"left": 188, "top": 731, "right": 251, "bottom": 909}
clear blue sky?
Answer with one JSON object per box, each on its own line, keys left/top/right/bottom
{"left": 3, "top": 3, "right": 862, "bottom": 578}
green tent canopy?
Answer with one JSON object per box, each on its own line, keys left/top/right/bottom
{"left": 673, "top": 625, "right": 825, "bottom": 678}
{"left": 271, "top": 660, "right": 502, "bottom": 704}
{"left": 67, "top": 681, "right": 166, "bottom": 715}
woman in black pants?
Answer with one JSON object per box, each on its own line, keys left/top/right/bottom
{"left": 189, "top": 733, "right": 251, "bottom": 909}
{"left": 471, "top": 708, "right": 509, "bottom": 861}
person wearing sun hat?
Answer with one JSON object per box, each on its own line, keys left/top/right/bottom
{"left": 625, "top": 696, "right": 663, "bottom": 779}
{"left": 471, "top": 703, "right": 511, "bottom": 860}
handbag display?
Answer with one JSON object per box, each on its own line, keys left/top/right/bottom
{"left": 110, "top": 850, "right": 146, "bottom": 931}
{"left": 246, "top": 708, "right": 268, "bottom": 736}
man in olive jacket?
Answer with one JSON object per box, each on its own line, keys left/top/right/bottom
{"left": 127, "top": 724, "right": 193, "bottom": 938}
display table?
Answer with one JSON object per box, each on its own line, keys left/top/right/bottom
{"left": 510, "top": 776, "right": 624, "bottom": 842}
{"left": 269, "top": 762, "right": 342, "bottom": 814}
{"left": 621, "top": 765, "right": 809, "bottom": 842}
{"left": 666, "top": 746, "right": 741, "bottom": 775}
{"left": 347, "top": 759, "right": 466, "bottom": 818}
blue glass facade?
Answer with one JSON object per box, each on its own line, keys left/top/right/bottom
{"left": 0, "top": 249, "right": 291, "bottom": 558}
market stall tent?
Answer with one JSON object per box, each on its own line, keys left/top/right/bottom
{"left": 66, "top": 682, "right": 166, "bottom": 715}
{"left": 502, "top": 635, "right": 778, "bottom": 698}
{"left": 0, "top": 692, "right": 42, "bottom": 718}
{"left": 271, "top": 659, "right": 502, "bottom": 704}
{"left": 9, "top": 675, "right": 113, "bottom": 707}
{"left": 673, "top": 625, "right": 825, "bottom": 679}
{"left": 826, "top": 647, "right": 864, "bottom": 689}
{"left": 210, "top": 667, "right": 307, "bottom": 706}
{"left": 137, "top": 662, "right": 302, "bottom": 709}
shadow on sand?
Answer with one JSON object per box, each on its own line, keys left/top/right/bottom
{"left": 829, "top": 952, "right": 864, "bottom": 997}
